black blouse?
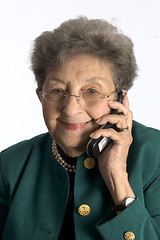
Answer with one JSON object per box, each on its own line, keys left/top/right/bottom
{"left": 57, "top": 145, "right": 77, "bottom": 240}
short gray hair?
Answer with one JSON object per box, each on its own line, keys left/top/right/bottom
{"left": 31, "top": 16, "right": 138, "bottom": 91}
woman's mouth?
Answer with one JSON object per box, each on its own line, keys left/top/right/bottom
{"left": 59, "top": 120, "right": 91, "bottom": 130}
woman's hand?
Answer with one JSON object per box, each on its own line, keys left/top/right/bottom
{"left": 90, "top": 94, "right": 135, "bottom": 205}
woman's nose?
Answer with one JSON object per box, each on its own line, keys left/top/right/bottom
{"left": 62, "top": 95, "right": 83, "bottom": 116}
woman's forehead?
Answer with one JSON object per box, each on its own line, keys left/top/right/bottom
{"left": 44, "top": 55, "right": 114, "bottom": 86}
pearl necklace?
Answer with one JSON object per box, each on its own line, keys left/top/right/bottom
{"left": 52, "top": 141, "right": 76, "bottom": 173}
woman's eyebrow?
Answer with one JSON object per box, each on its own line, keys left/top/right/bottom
{"left": 49, "top": 77, "right": 106, "bottom": 84}
{"left": 49, "top": 77, "right": 67, "bottom": 84}
{"left": 86, "top": 77, "right": 105, "bottom": 82}
{"left": 86, "top": 77, "right": 106, "bottom": 82}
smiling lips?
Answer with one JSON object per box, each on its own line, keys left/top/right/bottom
{"left": 60, "top": 120, "right": 91, "bottom": 130}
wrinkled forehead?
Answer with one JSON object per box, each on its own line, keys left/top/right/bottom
{"left": 43, "top": 54, "right": 114, "bottom": 89}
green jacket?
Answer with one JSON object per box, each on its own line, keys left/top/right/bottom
{"left": 0, "top": 121, "right": 160, "bottom": 240}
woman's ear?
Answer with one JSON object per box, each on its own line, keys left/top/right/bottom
{"left": 122, "top": 90, "right": 127, "bottom": 96}
{"left": 36, "top": 88, "right": 42, "bottom": 102}
{"left": 122, "top": 90, "right": 129, "bottom": 108}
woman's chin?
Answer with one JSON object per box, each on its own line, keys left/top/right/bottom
{"left": 54, "top": 135, "right": 89, "bottom": 156}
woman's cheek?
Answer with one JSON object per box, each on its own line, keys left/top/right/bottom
{"left": 42, "top": 102, "right": 60, "bottom": 119}
{"left": 87, "top": 103, "right": 110, "bottom": 120}
{"left": 42, "top": 106, "right": 58, "bottom": 131}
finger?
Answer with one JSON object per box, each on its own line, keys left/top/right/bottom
{"left": 90, "top": 128, "right": 130, "bottom": 142}
{"left": 90, "top": 127, "right": 120, "bottom": 140}
{"left": 96, "top": 114, "right": 128, "bottom": 130}
{"left": 107, "top": 101, "right": 133, "bottom": 128}
{"left": 108, "top": 100, "right": 130, "bottom": 116}
{"left": 90, "top": 127, "right": 132, "bottom": 146}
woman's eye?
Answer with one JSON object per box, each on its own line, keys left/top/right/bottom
{"left": 50, "top": 88, "right": 65, "bottom": 95}
{"left": 86, "top": 88, "right": 99, "bottom": 94}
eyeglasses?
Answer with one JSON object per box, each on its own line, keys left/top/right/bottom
{"left": 40, "top": 88, "right": 117, "bottom": 106}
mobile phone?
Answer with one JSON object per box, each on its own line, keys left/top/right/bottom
{"left": 86, "top": 90, "right": 124, "bottom": 159}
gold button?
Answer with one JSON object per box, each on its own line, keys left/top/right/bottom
{"left": 78, "top": 204, "right": 91, "bottom": 216}
{"left": 124, "top": 231, "right": 135, "bottom": 240}
{"left": 84, "top": 158, "right": 96, "bottom": 169}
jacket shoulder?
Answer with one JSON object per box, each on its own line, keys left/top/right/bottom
{"left": 0, "top": 133, "right": 52, "bottom": 167}
{"left": 132, "top": 120, "right": 160, "bottom": 145}
{"left": 130, "top": 121, "right": 160, "bottom": 185}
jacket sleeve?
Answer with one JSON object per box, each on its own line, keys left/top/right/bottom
{"left": 0, "top": 154, "right": 9, "bottom": 237}
{"left": 96, "top": 164, "right": 160, "bottom": 240}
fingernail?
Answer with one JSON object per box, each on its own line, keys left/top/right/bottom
{"left": 108, "top": 100, "right": 114, "bottom": 104}
{"left": 96, "top": 119, "right": 105, "bottom": 124}
{"left": 89, "top": 133, "right": 94, "bottom": 137}
{"left": 96, "top": 119, "right": 101, "bottom": 123}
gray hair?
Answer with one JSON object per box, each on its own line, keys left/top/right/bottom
{"left": 31, "top": 16, "right": 138, "bottom": 91}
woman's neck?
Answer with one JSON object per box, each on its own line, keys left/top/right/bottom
{"left": 58, "top": 144, "right": 86, "bottom": 158}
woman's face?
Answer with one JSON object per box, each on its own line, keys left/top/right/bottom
{"left": 38, "top": 54, "right": 116, "bottom": 156}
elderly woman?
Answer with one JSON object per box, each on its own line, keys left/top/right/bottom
{"left": 0, "top": 17, "right": 160, "bottom": 240}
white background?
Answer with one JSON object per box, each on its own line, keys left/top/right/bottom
{"left": 0, "top": 0, "right": 160, "bottom": 151}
